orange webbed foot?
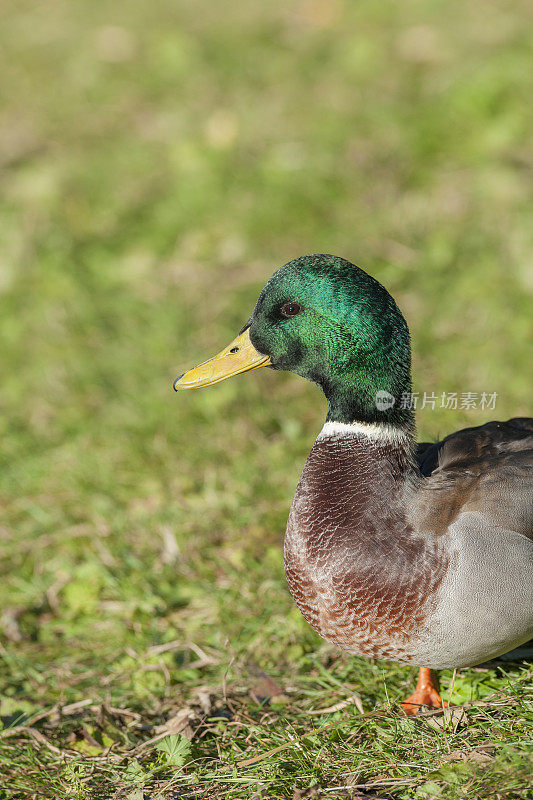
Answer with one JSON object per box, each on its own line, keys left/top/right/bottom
{"left": 401, "top": 667, "right": 449, "bottom": 716}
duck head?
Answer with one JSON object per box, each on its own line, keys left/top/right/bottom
{"left": 175, "top": 254, "right": 413, "bottom": 426}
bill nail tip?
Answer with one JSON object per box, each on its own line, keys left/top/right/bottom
{"left": 173, "top": 373, "right": 185, "bottom": 391}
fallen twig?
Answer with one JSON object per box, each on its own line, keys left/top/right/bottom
{"left": 1, "top": 726, "right": 71, "bottom": 757}
{"left": 306, "top": 693, "right": 364, "bottom": 715}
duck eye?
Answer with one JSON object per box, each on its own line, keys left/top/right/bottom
{"left": 280, "top": 302, "right": 302, "bottom": 318}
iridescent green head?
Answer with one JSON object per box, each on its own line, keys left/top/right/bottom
{"left": 175, "top": 254, "right": 413, "bottom": 426}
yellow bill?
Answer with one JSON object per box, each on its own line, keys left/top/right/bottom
{"left": 173, "top": 328, "right": 271, "bottom": 390}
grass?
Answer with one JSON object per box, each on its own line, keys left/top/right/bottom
{"left": 0, "top": 0, "right": 532, "bottom": 797}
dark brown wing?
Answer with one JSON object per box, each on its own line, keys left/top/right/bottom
{"left": 417, "top": 417, "right": 533, "bottom": 476}
{"left": 414, "top": 418, "right": 533, "bottom": 541}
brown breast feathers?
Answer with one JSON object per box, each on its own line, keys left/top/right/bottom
{"left": 284, "top": 433, "right": 449, "bottom": 661}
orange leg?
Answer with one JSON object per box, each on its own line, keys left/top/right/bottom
{"left": 401, "top": 667, "right": 448, "bottom": 716}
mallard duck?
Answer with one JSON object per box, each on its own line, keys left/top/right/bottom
{"left": 174, "top": 254, "right": 533, "bottom": 714}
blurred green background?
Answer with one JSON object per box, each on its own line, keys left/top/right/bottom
{"left": 0, "top": 0, "right": 532, "bottom": 795}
